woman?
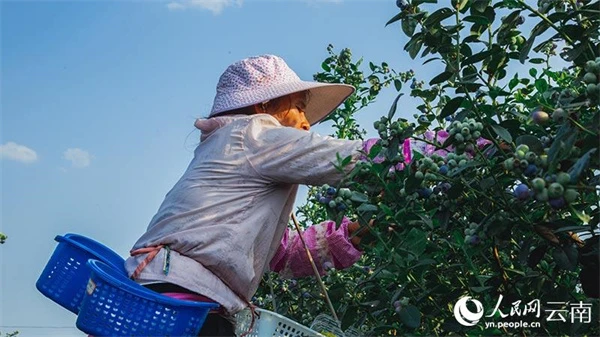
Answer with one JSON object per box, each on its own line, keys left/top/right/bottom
{"left": 125, "top": 54, "right": 371, "bottom": 335}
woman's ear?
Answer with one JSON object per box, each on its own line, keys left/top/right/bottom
{"left": 251, "top": 104, "right": 263, "bottom": 115}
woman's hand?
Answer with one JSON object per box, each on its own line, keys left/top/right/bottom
{"left": 348, "top": 219, "right": 374, "bottom": 248}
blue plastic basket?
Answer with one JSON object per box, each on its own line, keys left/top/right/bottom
{"left": 76, "top": 259, "right": 219, "bottom": 336}
{"left": 36, "top": 233, "right": 127, "bottom": 314}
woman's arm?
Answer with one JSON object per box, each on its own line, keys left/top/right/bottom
{"left": 269, "top": 217, "right": 362, "bottom": 278}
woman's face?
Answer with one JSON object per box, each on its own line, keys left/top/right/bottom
{"left": 266, "top": 93, "right": 311, "bottom": 131}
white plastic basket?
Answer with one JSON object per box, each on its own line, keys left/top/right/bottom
{"left": 235, "top": 308, "right": 324, "bottom": 337}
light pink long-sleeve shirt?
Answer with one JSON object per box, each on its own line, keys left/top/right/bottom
{"left": 125, "top": 114, "right": 364, "bottom": 314}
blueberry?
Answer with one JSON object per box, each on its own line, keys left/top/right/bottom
{"left": 441, "top": 182, "right": 452, "bottom": 192}
{"left": 549, "top": 197, "right": 566, "bottom": 209}
{"left": 468, "top": 235, "right": 481, "bottom": 245}
{"left": 396, "top": 0, "right": 408, "bottom": 10}
{"left": 532, "top": 178, "right": 546, "bottom": 191}
{"left": 564, "top": 189, "right": 579, "bottom": 203}
{"left": 326, "top": 187, "right": 337, "bottom": 196}
{"left": 531, "top": 109, "right": 549, "bottom": 125}
{"left": 548, "top": 183, "right": 564, "bottom": 199}
{"left": 524, "top": 164, "right": 538, "bottom": 176}
{"left": 556, "top": 172, "right": 571, "bottom": 186}
{"left": 336, "top": 203, "right": 347, "bottom": 211}
{"left": 438, "top": 165, "right": 449, "bottom": 175}
{"left": 319, "top": 196, "right": 329, "bottom": 204}
{"left": 445, "top": 115, "right": 454, "bottom": 122}
{"left": 514, "top": 184, "right": 531, "bottom": 200}
{"left": 418, "top": 188, "right": 433, "bottom": 198}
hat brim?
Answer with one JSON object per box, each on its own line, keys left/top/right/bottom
{"left": 210, "top": 81, "right": 355, "bottom": 125}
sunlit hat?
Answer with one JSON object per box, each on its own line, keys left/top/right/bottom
{"left": 209, "top": 54, "right": 355, "bottom": 124}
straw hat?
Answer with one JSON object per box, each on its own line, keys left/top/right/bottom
{"left": 209, "top": 54, "right": 355, "bottom": 124}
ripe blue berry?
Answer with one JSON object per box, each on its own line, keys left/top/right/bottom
{"left": 326, "top": 187, "right": 337, "bottom": 196}
{"left": 549, "top": 197, "right": 566, "bottom": 209}
{"left": 396, "top": 0, "right": 408, "bottom": 10}
{"left": 438, "top": 165, "right": 449, "bottom": 175}
{"left": 440, "top": 182, "right": 451, "bottom": 192}
{"left": 468, "top": 235, "right": 481, "bottom": 245}
{"left": 514, "top": 184, "right": 531, "bottom": 200}
{"left": 524, "top": 164, "right": 538, "bottom": 176}
{"left": 418, "top": 188, "right": 432, "bottom": 198}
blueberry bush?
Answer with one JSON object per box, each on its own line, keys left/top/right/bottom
{"left": 256, "top": 1, "right": 599, "bottom": 336}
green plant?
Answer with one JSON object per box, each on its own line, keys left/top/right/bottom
{"left": 256, "top": 1, "right": 599, "bottom": 335}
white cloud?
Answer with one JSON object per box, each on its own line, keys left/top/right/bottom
{"left": 63, "top": 148, "right": 93, "bottom": 168}
{"left": 0, "top": 142, "right": 38, "bottom": 164}
{"left": 166, "top": 0, "right": 243, "bottom": 15}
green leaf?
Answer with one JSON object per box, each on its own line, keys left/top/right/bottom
{"left": 357, "top": 203, "right": 378, "bottom": 212}
{"left": 386, "top": 12, "right": 404, "bottom": 27}
{"left": 394, "top": 79, "right": 402, "bottom": 91}
{"left": 529, "top": 68, "right": 537, "bottom": 77}
{"left": 553, "top": 246, "right": 578, "bottom": 272}
{"left": 529, "top": 58, "right": 545, "bottom": 64}
{"left": 569, "top": 205, "right": 592, "bottom": 224}
{"left": 528, "top": 245, "right": 547, "bottom": 268}
{"left": 399, "top": 305, "right": 421, "bottom": 329}
{"left": 387, "top": 93, "right": 404, "bottom": 120}
{"left": 463, "top": 15, "right": 490, "bottom": 25}
{"left": 490, "top": 124, "right": 512, "bottom": 143}
{"left": 509, "top": 77, "right": 519, "bottom": 90}
{"left": 455, "top": 0, "right": 469, "bottom": 11}
{"left": 470, "top": 286, "right": 493, "bottom": 293}
{"left": 406, "top": 38, "right": 424, "bottom": 59}
{"left": 520, "top": 21, "right": 550, "bottom": 63}
{"left": 472, "top": 0, "right": 489, "bottom": 12}
{"left": 439, "top": 96, "right": 464, "bottom": 118}
{"left": 351, "top": 191, "right": 369, "bottom": 203}
{"left": 402, "top": 17, "right": 417, "bottom": 37}
{"left": 422, "top": 57, "right": 441, "bottom": 65}
{"left": 479, "top": 177, "right": 495, "bottom": 191}
{"left": 429, "top": 71, "right": 453, "bottom": 85}
{"left": 461, "top": 50, "right": 492, "bottom": 66}
{"left": 534, "top": 78, "right": 548, "bottom": 93}
{"left": 548, "top": 124, "right": 576, "bottom": 168}
{"left": 423, "top": 8, "right": 454, "bottom": 27}
{"left": 516, "top": 135, "right": 544, "bottom": 154}
{"left": 404, "top": 228, "right": 427, "bottom": 256}
{"left": 568, "top": 148, "right": 597, "bottom": 182}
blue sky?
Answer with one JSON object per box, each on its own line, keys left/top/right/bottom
{"left": 0, "top": 0, "right": 441, "bottom": 335}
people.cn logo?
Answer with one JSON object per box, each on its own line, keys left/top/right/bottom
{"left": 454, "top": 296, "right": 485, "bottom": 326}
